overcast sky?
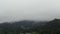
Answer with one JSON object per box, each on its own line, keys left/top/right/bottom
{"left": 0, "top": 0, "right": 60, "bottom": 22}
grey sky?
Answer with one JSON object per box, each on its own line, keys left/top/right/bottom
{"left": 0, "top": 0, "right": 60, "bottom": 22}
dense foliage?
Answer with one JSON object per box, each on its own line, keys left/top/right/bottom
{"left": 0, "top": 19, "right": 60, "bottom": 34}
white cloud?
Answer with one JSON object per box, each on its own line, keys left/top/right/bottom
{"left": 0, "top": 0, "right": 59, "bottom": 22}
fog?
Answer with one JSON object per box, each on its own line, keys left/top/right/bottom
{"left": 0, "top": 0, "right": 60, "bottom": 22}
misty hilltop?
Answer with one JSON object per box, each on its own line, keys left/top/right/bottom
{"left": 0, "top": 0, "right": 59, "bottom": 23}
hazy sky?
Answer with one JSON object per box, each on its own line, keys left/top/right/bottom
{"left": 0, "top": 0, "right": 60, "bottom": 22}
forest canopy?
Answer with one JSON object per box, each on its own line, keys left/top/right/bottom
{"left": 0, "top": 19, "right": 60, "bottom": 34}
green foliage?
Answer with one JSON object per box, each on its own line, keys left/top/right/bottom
{"left": 32, "top": 32, "right": 39, "bottom": 34}
{"left": 0, "top": 19, "right": 60, "bottom": 34}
